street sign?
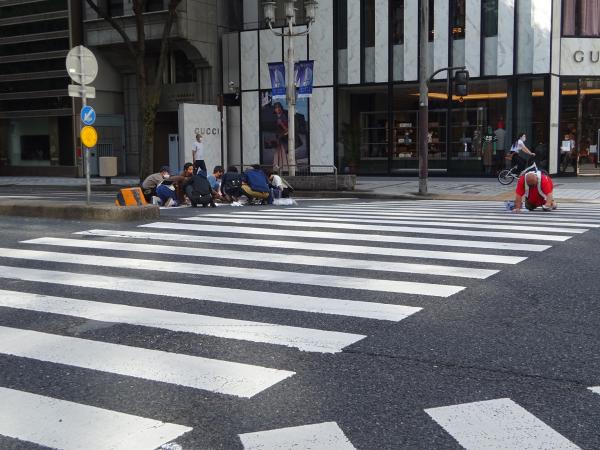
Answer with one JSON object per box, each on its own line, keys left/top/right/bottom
{"left": 81, "top": 126, "right": 98, "bottom": 148}
{"left": 68, "top": 84, "right": 96, "bottom": 98}
{"left": 66, "top": 45, "right": 98, "bottom": 85}
{"left": 81, "top": 106, "right": 96, "bottom": 126}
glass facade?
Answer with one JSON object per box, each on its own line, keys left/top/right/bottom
{"left": 0, "top": 0, "right": 75, "bottom": 173}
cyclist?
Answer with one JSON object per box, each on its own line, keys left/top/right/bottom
{"left": 513, "top": 171, "right": 557, "bottom": 213}
{"left": 510, "top": 132, "right": 536, "bottom": 174}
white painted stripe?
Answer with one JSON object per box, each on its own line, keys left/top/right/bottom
{"left": 264, "top": 208, "right": 600, "bottom": 227}
{"left": 0, "top": 326, "right": 294, "bottom": 398}
{"left": 23, "top": 237, "right": 499, "bottom": 280}
{"left": 141, "top": 222, "right": 551, "bottom": 252}
{"left": 0, "top": 248, "right": 464, "bottom": 297}
{"left": 212, "top": 212, "right": 586, "bottom": 234}
{"left": 425, "top": 398, "right": 581, "bottom": 450}
{"left": 0, "top": 289, "right": 363, "bottom": 353}
{"left": 239, "top": 421, "right": 356, "bottom": 450}
{"left": 311, "top": 200, "right": 600, "bottom": 209}
{"left": 0, "top": 265, "right": 421, "bottom": 321}
{"left": 181, "top": 217, "right": 571, "bottom": 242}
{"left": 588, "top": 386, "right": 600, "bottom": 395}
{"left": 306, "top": 204, "right": 600, "bottom": 218}
{"left": 76, "top": 229, "right": 527, "bottom": 265}
{"left": 0, "top": 387, "right": 192, "bottom": 450}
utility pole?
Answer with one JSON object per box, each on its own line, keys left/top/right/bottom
{"left": 418, "top": 0, "right": 429, "bottom": 195}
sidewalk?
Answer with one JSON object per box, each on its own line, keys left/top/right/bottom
{"left": 0, "top": 175, "right": 599, "bottom": 202}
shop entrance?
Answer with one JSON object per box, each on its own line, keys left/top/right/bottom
{"left": 559, "top": 78, "right": 600, "bottom": 175}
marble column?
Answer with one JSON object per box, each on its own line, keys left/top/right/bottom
{"left": 497, "top": 0, "right": 515, "bottom": 76}
{"left": 347, "top": 0, "right": 361, "bottom": 84}
{"left": 309, "top": 0, "right": 333, "bottom": 87}
{"left": 433, "top": 0, "right": 449, "bottom": 79}
{"left": 260, "top": 28, "right": 283, "bottom": 90}
{"left": 403, "top": 0, "right": 418, "bottom": 81}
{"left": 240, "top": 31, "right": 259, "bottom": 91}
{"left": 551, "top": 0, "right": 562, "bottom": 74}
{"left": 374, "top": 0, "right": 389, "bottom": 83}
{"left": 549, "top": 75, "right": 560, "bottom": 174}
{"left": 517, "top": 0, "right": 533, "bottom": 73}
{"left": 241, "top": 91, "right": 260, "bottom": 166}
{"left": 309, "top": 87, "right": 335, "bottom": 167}
{"left": 465, "top": 0, "right": 481, "bottom": 77}
{"left": 532, "top": 0, "right": 551, "bottom": 73}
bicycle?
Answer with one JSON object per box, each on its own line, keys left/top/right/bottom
{"left": 497, "top": 159, "right": 538, "bottom": 185}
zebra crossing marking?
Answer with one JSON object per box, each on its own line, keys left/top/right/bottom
{"left": 0, "top": 248, "right": 465, "bottom": 297}
{"left": 425, "top": 398, "right": 581, "bottom": 450}
{"left": 23, "top": 237, "right": 499, "bottom": 279}
{"left": 0, "top": 387, "right": 193, "bottom": 450}
{"left": 275, "top": 207, "right": 600, "bottom": 227}
{"left": 75, "top": 229, "right": 528, "bottom": 264}
{"left": 141, "top": 222, "right": 551, "bottom": 252}
{"left": 204, "top": 212, "right": 587, "bottom": 234}
{"left": 180, "top": 217, "right": 571, "bottom": 242}
{"left": 0, "top": 326, "right": 294, "bottom": 397}
{"left": 0, "top": 265, "right": 420, "bottom": 321}
{"left": 588, "top": 387, "right": 600, "bottom": 395}
{"left": 0, "top": 290, "right": 364, "bottom": 353}
{"left": 239, "top": 421, "right": 356, "bottom": 450}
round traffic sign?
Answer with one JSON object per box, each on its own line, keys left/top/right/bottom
{"left": 80, "top": 126, "right": 98, "bottom": 148}
{"left": 66, "top": 45, "right": 98, "bottom": 85}
{"left": 81, "top": 105, "right": 96, "bottom": 126}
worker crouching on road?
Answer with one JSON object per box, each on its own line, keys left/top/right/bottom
{"left": 513, "top": 171, "right": 558, "bottom": 213}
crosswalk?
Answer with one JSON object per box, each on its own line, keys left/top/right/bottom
{"left": 1, "top": 199, "right": 600, "bottom": 449}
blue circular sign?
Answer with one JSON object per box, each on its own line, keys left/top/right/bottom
{"left": 81, "top": 106, "right": 96, "bottom": 126}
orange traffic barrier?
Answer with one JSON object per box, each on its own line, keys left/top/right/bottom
{"left": 115, "top": 187, "right": 148, "bottom": 206}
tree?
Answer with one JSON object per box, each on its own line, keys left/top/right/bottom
{"left": 85, "top": 0, "right": 182, "bottom": 179}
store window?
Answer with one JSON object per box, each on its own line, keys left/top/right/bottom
{"left": 107, "top": 0, "right": 123, "bottom": 17}
{"left": 563, "top": 0, "right": 600, "bottom": 37}
{"left": 514, "top": 78, "right": 549, "bottom": 170}
{"left": 449, "top": 79, "right": 509, "bottom": 174}
{"left": 482, "top": 0, "right": 498, "bottom": 37}
{"left": 452, "top": 0, "right": 466, "bottom": 39}
{"left": 559, "top": 79, "right": 600, "bottom": 173}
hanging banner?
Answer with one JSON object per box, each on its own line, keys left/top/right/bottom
{"left": 295, "top": 60, "right": 314, "bottom": 98}
{"left": 268, "top": 62, "right": 286, "bottom": 100}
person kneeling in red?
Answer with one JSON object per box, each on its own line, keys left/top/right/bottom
{"left": 513, "top": 171, "right": 557, "bottom": 213}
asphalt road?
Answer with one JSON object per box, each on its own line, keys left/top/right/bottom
{"left": 0, "top": 199, "right": 599, "bottom": 449}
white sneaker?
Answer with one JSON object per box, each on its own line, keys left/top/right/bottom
{"left": 164, "top": 198, "right": 175, "bottom": 207}
{"left": 151, "top": 196, "right": 161, "bottom": 205}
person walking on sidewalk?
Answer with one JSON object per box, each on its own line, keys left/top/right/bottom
{"left": 513, "top": 171, "right": 557, "bottom": 213}
{"left": 192, "top": 134, "right": 206, "bottom": 174}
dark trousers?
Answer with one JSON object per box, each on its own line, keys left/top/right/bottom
{"left": 194, "top": 160, "right": 207, "bottom": 174}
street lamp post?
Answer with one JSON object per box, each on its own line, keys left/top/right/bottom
{"left": 263, "top": 0, "right": 318, "bottom": 177}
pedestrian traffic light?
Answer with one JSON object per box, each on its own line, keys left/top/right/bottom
{"left": 454, "top": 70, "right": 469, "bottom": 97}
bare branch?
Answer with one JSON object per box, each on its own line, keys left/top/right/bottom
{"left": 85, "top": 0, "right": 138, "bottom": 58}
{"left": 152, "top": 0, "right": 183, "bottom": 90}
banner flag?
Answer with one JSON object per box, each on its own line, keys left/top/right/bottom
{"left": 268, "top": 62, "right": 286, "bottom": 100}
{"left": 295, "top": 60, "right": 314, "bottom": 98}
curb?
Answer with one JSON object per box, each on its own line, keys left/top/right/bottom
{"left": 0, "top": 200, "right": 159, "bottom": 221}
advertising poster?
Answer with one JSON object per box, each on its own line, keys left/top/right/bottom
{"left": 295, "top": 60, "right": 314, "bottom": 98}
{"left": 268, "top": 62, "right": 286, "bottom": 100}
{"left": 260, "top": 91, "right": 309, "bottom": 169}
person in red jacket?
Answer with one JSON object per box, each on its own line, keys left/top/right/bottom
{"left": 513, "top": 171, "right": 557, "bottom": 213}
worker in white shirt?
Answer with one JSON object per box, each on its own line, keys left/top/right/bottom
{"left": 192, "top": 134, "right": 206, "bottom": 174}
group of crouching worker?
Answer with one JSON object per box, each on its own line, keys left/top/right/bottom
{"left": 141, "top": 164, "right": 290, "bottom": 208}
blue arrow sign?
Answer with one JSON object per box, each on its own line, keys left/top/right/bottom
{"left": 81, "top": 105, "right": 96, "bottom": 126}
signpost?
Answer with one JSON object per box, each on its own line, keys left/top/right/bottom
{"left": 66, "top": 45, "right": 98, "bottom": 204}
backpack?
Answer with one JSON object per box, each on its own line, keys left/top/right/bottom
{"left": 223, "top": 173, "right": 243, "bottom": 190}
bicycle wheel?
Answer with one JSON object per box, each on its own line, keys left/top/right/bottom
{"left": 498, "top": 169, "right": 514, "bottom": 185}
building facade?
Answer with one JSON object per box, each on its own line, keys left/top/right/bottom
{"left": 0, "top": 0, "right": 82, "bottom": 176}
{"left": 230, "top": 0, "right": 600, "bottom": 176}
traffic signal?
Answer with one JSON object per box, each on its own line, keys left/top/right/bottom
{"left": 454, "top": 70, "right": 469, "bottom": 97}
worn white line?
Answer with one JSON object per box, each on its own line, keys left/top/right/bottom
{"left": 0, "top": 248, "right": 464, "bottom": 297}
{"left": 588, "top": 386, "right": 600, "bottom": 395}
{"left": 208, "top": 213, "right": 587, "bottom": 234}
{"left": 76, "top": 229, "right": 526, "bottom": 265}
{"left": 0, "top": 265, "right": 421, "bottom": 321}
{"left": 0, "top": 387, "right": 192, "bottom": 450}
{"left": 425, "top": 398, "right": 581, "bottom": 450}
{"left": 0, "top": 326, "right": 294, "bottom": 397}
{"left": 261, "top": 209, "right": 600, "bottom": 228}
{"left": 141, "top": 222, "right": 551, "bottom": 252}
{"left": 23, "top": 237, "right": 498, "bottom": 280}
{"left": 181, "top": 217, "right": 571, "bottom": 242}
{"left": 0, "top": 289, "right": 363, "bottom": 353}
{"left": 239, "top": 421, "right": 356, "bottom": 450}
